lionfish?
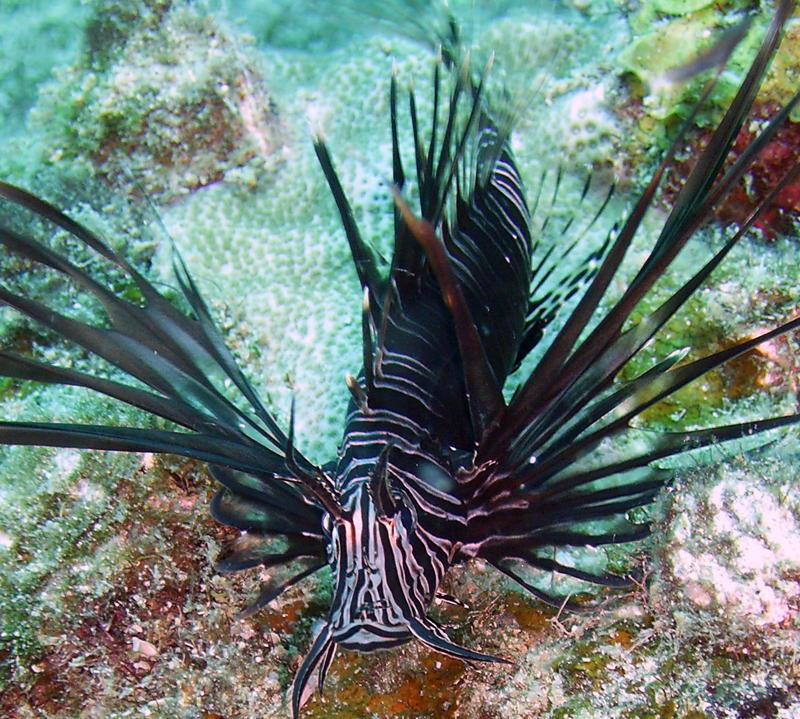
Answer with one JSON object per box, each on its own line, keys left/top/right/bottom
{"left": 1, "top": 2, "right": 799, "bottom": 716}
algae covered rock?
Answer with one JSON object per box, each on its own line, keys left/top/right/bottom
{"left": 652, "top": 0, "right": 716, "bottom": 13}
{"left": 0, "top": 0, "right": 91, "bottom": 135}
{"left": 1, "top": 0, "right": 799, "bottom": 717}
{"left": 32, "top": 0, "right": 283, "bottom": 200}
{"left": 620, "top": 0, "right": 800, "bottom": 143}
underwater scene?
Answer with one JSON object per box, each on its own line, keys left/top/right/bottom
{"left": 1, "top": 0, "right": 799, "bottom": 717}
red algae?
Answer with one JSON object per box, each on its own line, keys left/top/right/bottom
{"left": 259, "top": 597, "right": 309, "bottom": 635}
{"left": 0, "top": 458, "right": 233, "bottom": 718}
{"left": 300, "top": 648, "right": 469, "bottom": 719}
{"left": 504, "top": 596, "right": 555, "bottom": 633}
{"left": 665, "top": 107, "right": 800, "bottom": 239}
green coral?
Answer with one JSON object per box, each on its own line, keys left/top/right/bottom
{"left": 652, "top": 0, "right": 716, "bottom": 13}
{"left": 0, "top": 0, "right": 90, "bottom": 135}
{"left": 620, "top": 1, "right": 800, "bottom": 142}
{"left": 614, "top": 223, "right": 800, "bottom": 433}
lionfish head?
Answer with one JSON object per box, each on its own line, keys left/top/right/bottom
{"left": 290, "top": 452, "right": 507, "bottom": 716}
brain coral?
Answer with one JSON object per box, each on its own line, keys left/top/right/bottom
{"left": 154, "top": 4, "right": 633, "bottom": 462}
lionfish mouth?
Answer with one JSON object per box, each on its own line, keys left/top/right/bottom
{"left": 330, "top": 602, "right": 414, "bottom": 649}
{"left": 291, "top": 613, "right": 510, "bottom": 716}
{"left": 333, "top": 624, "right": 412, "bottom": 651}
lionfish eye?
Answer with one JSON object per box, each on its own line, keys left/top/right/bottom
{"left": 321, "top": 512, "right": 333, "bottom": 536}
{"left": 321, "top": 513, "right": 338, "bottom": 563}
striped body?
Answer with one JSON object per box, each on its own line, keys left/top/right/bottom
{"left": 328, "top": 483, "right": 449, "bottom": 649}
{"left": 324, "top": 140, "right": 533, "bottom": 650}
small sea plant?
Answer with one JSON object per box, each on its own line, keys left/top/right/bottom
{"left": 0, "top": 1, "right": 799, "bottom": 716}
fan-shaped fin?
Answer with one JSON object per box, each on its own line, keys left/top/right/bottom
{"left": 486, "top": 559, "right": 587, "bottom": 611}
{"left": 499, "top": 0, "right": 795, "bottom": 441}
{"left": 520, "top": 554, "right": 633, "bottom": 588}
{"left": 0, "top": 184, "right": 284, "bottom": 447}
{"left": 210, "top": 488, "right": 321, "bottom": 534}
{"left": 313, "top": 141, "right": 383, "bottom": 302}
{"left": 208, "top": 465, "right": 322, "bottom": 523}
{"left": 0, "top": 421, "right": 283, "bottom": 475}
{"left": 393, "top": 192, "right": 504, "bottom": 438}
{"left": 513, "top": 176, "right": 616, "bottom": 370}
{"left": 317, "top": 638, "right": 338, "bottom": 696}
{"left": 506, "top": 162, "right": 800, "bottom": 471}
{"left": 0, "top": 351, "right": 201, "bottom": 429}
{"left": 0, "top": 179, "right": 352, "bottom": 518}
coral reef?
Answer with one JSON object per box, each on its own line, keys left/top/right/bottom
{"left": 0, "top": 387, "right": 151, "bottom": 689}
{"left": 31, "top": 0, "right": 283, "bottom": 200}
{"left": 620, "top": 1, "right": 800, "bottom": 125}
{"left": 0, "top": 1, "right": 798, "bottom": 718}
{"left": 662, "top": 104, "right": 800, "bottom": 239}
{"left": 482, "top": 10, "right": 629, "bottom": 173}
{"left": 618, "top": 0, "right": 800, "bottom": 239}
